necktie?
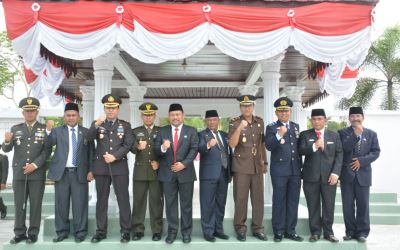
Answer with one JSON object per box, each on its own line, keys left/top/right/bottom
{"left": 215, "top": 131, "right": 228, "bottom": 168}
{"left": 173, "top": 127, "right": 179, "bottom": 163}
{"left": 147, "top": 127, "right": 152, "bottom": 134}
{"left": 316, "top": 131, "right": 321, "bottom": 139}
{"left": 356, "top": 135, "right": 361, "bottom": 151}
{"left": 28, "top": 124, "right": 32, "bottom": 134}
{"left": 108, "top": 120, "right": 113, "bottom": 127}
{"left": 71, "top": 128, "right": 78, "bottom": 166}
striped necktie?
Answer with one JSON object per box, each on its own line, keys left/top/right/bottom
{"left": 71, "top": 128, "right": 78, "bottom": 166}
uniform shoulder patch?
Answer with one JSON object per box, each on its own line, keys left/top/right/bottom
{"left": 254, "top": 116, "right": 263, "bottom": 121}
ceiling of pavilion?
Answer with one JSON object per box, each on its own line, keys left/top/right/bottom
{"left": 60, "top": 45, "right": 322, "bottom": 106}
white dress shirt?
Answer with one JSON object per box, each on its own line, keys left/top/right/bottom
{"left": 161, "top": 123, "right": 183, "bottom": 153}
{"left": 66, "top": 125, "right": 78, "bottom": 168}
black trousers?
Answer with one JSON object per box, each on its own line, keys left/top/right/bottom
{"left": 271, "top": 175, "right": 301, "bottom": 235}
{"left": 162, "top": 180, "right": 194, "bottom": 237}
{"left": 303, "top": 181, "right": 337, "bottom": 237}
{"left": 54, "top": 169, "right": 88, "bottom": 238}
{"left": 95, "top": 174, "right": 131, "bottom": 235}
{"left": 200, "top": 168, "right": 229, "bottom": 237}
{"left": 341, "top": 180, "right": 370, "bottom": 237}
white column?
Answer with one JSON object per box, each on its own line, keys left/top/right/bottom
{"left": 284, "top": 85, "right": 307, "bottom": 130}
{"left": 91, "top": 48, "right": 120, "bottom": 213}
{"left": 79, "top": 86, "right": 94, "bottom": 128}
{"left": 93, "top": 48, "right": 119, "bottom": 118}
{"left": 79, "top": 86, "right": 97, "bottom": 207}
{"left": 126, "top": 86, "right": 147, "bottom": 203}
{"left": 259, "top": 53, "right": 285, "bottom": 210}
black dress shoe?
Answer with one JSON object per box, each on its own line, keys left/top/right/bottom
{"left": 284, "top": 233, "right": 304, "bottom": 242}
{"left": 343, "top": 235, "right": 354, "bottom": 241}
{"left": 309, "top": 234, "right": 320, "bottom": 242}
{"left": 53, "top": 235, "right": 68, "bottom": 243}
{"left": 236, "top": 232, "right": 246, "bottom": 241}
{"left": 152, "top": 233, "right": 161, "bottom": 241}
{"left": 132, "top": 232, "right": 144, "bottom": 241}
{"left": 74, "top": 236, "right": 85, "bottom": 243}
{"left": 274, "top": 234, "right": 283, "bottom": 242}
{"left": 324, "top": 235, "right": 339, "bottom": 243}
{"left": 91, "top": 233, "right": 106, "bottom": 243}
{"left": 165, "top": 234, "right": 176, "bottom": 244}
{"left": 26, "top": 235, "right": 38, "bottom": 244}
{"left": 253, "top": 232, "right": 267, "bottom": 241}
{"left": 213, "top": 232, "right": 229, "bottom": 240}
{"left": 182, "top": 235, "right": 191, "bottom": 244}
{"left": 0, "top": 206, "right": 7, "bottom": 219}
{"left": 357, "top": 236, "right": 367, "bottom": 243}
{"left": 10, "top": 235, "right": 27, "bottom": 244}
{"left": 120, "top": 233, "right": 130, "bottom": 243}
{"left": 204, "top": 235, "right": 216, "bottom": 242}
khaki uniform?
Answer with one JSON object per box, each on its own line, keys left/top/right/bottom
{"left": 228, "top": 115, "right": 267, "bottom": 234}
{"left": 131, "top": 125, "right": 163, "bottom": 234}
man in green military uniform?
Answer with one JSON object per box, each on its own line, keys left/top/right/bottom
{"left": 130, "top": 102, "right": 163, "bottom": 241}
{"left": 0, "top": 147, "right": 9, "bottom": 219}
{"left": 2, "top": 97, "right": 50, "bottom": 244}
{"left": 228, "top": 95, "right": 267, "bottom": 242}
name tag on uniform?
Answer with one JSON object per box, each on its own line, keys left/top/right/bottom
{"left": 327, "top": 141, "right": 334, "bottom": 144}
{"left": 309, "top": 139, "right": 315, "bottom": 142}
{"left": 184, "top": 135, "right": 188, "bottom": 139}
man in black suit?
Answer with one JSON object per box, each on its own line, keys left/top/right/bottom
{"left": 298, "top": 109, "right": 343, "bottom": 243}
{"left": 198, "top": 110, "right": 231, "bottom": 242}
{"left": 154, "top": 103, "right": 198, "bottom": 244}
{"left": 46, "top": 103, "right": 94, "bottom": 243}
{"left": 0, "top": 148, "right": 9, "bottom": 219}
{"left": 87, "top": 94, "right": 134, "bottom": 243}
{"left": 339, "top": 107, "right": 380, "bottom": 243}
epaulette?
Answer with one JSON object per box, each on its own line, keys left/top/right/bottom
{"left": 268, "top": 121, "right": 277, "bottom": 126}
{"left": 230, "top": 116, "right": 240, "bottom": 122}
{"left": 254, "top": 116, "right": 263, "bottom": 122}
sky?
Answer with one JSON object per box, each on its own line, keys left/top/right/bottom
{"left": 0, "top": 0, "right": 400, "bottom": 110}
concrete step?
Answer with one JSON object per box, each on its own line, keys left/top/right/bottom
{"left": 4, "top": 217, "right": 366, "bottom": 250}
{"left": 300, "top": 193, "right": 398, "bottom": 204}
{"left": 2, "top": 235, "right": 367, "bottom": 250}
{"left": 334, "top": 213, "right": 400, "bottom": 225}
{"left": 1, "top": 188, "right": 55, "bottom": 202}
{"left": 335, "top": 203, "right": 400, "bottom": 214}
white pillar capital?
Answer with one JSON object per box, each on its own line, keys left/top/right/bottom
{"left": 284, "top": 85, "right": 305, "bottom": 103}
{"left": 127, "top": 86, "right": 147, "bottom": 102}
{"left": 93, "top": 48, "right": 120, "bottom": 71}
{"left": 260, "top": 53, "right": 285, "bottom": 72}
{"left": 238, "top": 85, "right": 260, "bottom": 96}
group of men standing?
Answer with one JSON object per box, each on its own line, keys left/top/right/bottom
{"left": 0, "top": 93, "right": 380, "bottom": 245}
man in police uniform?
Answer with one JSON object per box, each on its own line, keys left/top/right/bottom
{"left": 87, "top": 94, "right": 134, "bottom": 243}
{"left": 265, "top": 97, "right": 303, "bottom": 242}
{"left": 2, "top": 97, "right": 50, "bottom": 244}
{"left": 130, "top": 102, "right": 163, "bottom": 241}
{"left": 228, "top": 95, "right": 267, "bottom": 241}
{"left": 0, "top": 147, "right": 9, "bottom": 219}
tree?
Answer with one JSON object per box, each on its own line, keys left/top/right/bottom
{"left": 0, "top": 31, "right": 29, "bottom": 106}
{"left": 338, "top": 25, "right": 400, "bottom": 110}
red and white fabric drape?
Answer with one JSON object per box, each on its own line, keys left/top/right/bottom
{"left": 2, "top": 1, "right": 374, "bottom": 102}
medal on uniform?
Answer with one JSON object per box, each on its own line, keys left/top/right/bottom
{"left": 117, "top": 124, "right": 124, "bottom": 139}
{"left": 258, "top": 124, "right": 261, "bottom": 127}
{"left": 242, "top": 137, "right": 247, "bottom": 143}
{"left": 99, "top": 126, "right": 105, "bottom": 140}
{"left": 280, "top": 138, "right": 285, "bottom": 144}
{"left": 99, "top": 134, "right": 104, "bottom": 139}
{"left": 16, "top": 138, "right": 21, "bottom": 145}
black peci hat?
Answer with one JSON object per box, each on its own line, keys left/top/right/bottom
{"left": 349, "top": 107, "right": 364, "bottom": 116}
{"left": 64, "top": 103, "right": 79, "bottom": 112}
{"left": 205, "top": 110, "right": 219, "bottom": 118}
{"left": 169, "top": 103, "right": 183, "bottom": 112}
{"left": 311, "top": 109, "right": 326, "bottom": 117}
